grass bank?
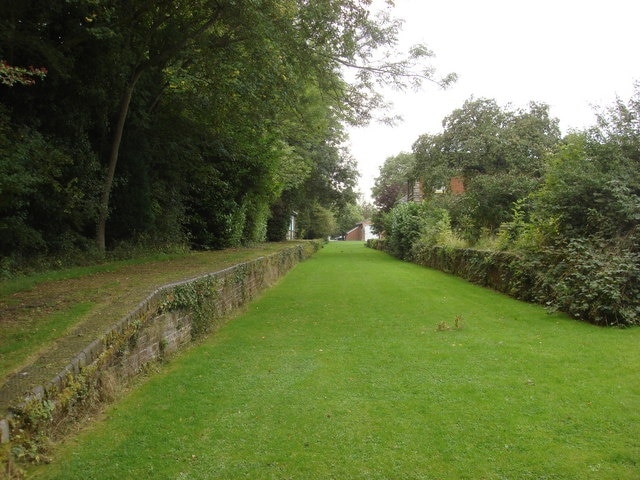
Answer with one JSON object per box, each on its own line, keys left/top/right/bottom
{"left": 32, "top": 242, "right": 640, "bottom": 479}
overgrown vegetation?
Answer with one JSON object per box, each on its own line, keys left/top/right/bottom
{"left": 161, "top": 276, "right": 223, "bottom": 337}
{"left": 374, "top": 86, "right": 640, "bottom": 325}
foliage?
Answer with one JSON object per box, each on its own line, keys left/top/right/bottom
{"left": 371, "top": 152, "right": 416, "bottom": 213}
{"left": 0, "top": 61, "right": 46, "bottom": 86}
{"left": 540, "top": 238, "right": 640, "bottom": 325}
{"left": 414, "top": 98, "right": 560, "bottom": 182}
{"left": 300, "top": 203, "right": 337, "bottom": 240}
{"left": 386, "top": 202, "right": 428, "bottom": 259}
{"left": 377, "top": 88, "right": 640, "bottom": 326}
{"left": 494, "top": 88, "right": 640, "bottom": 326}
{"left": 162, "top": 276, "right": 222, "bottom": 337}
{"left": 0, "top": 0, "right": 448, "bottom": 260}
{"left": 504, "top": 88, "right": 640, "bottom": 325}
{"left": 265, "top": 198, "right": 292, "bottom": 242}
{"left": 334, "top": 202, "right": 364, "bottom": 237}
{"left": 411, "top": 206, "right": 464, "bottom": 251}
{"left": 459, "top": 172, "right": 542, "bottom": 241}
{"left": 0, "top": 107, "right": 100, "bottom": 259}
{"left": 385, "top": 200, "right": 466, "bottom": 260}
{"left": 411, "top": 98, "right": 560, "bottom": 238}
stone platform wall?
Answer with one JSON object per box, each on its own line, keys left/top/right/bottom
{"left": 1, "top": 242, "right": 321, "bottom": 451}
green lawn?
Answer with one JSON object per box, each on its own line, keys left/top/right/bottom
{"left": 0, "top": 302, "right": 94, "bottom": 376}
{"left": 33, "top": 242, "right": 640, "bottom": 479}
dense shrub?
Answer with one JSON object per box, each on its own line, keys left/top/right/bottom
{"left": 538, "top": 239, "right": 640, "bottom": 326}
{"left": 373, "top": 87, "right": 640, "bottom": 327}
{"left": 386, "top": 202, "right": 430, "bottom": 260}
{"left": 0, "top": 108, "right": 100, "bottom": 259}
{"left": 386, "top": 202, "right": 465, "bottom": 260}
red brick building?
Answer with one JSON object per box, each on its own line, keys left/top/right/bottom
{"left": 345, "top": 221, "right": 376, "bottom": 241}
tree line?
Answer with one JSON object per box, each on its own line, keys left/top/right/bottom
{"left": 0, "top": 0, "right": 452, "bottom": 272}
{"left": 373, "top": 89, "right": 640, "bottom": 326}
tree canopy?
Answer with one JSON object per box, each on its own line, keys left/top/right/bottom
{"left": 0, "top": 0, "right": 449, "bottom": 266}
{"left": 371, "top": 151, "right": 416, "bottom": 213}
{"left": 412, "top": 97, "right": 561, "bottom": 239}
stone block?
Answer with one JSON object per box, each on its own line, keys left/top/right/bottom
{"left": 0, "top": 418, "right": 10, "bottom": 443}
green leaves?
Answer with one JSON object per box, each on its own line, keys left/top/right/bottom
{"left": 1, "top": 0, "right": 449, "bottom": 261}
{"left": 411, "top": 97, "right": 561, "bottom": 239}
{"left": 370, "top": 152, "right": 417, "bottom": 234}
{"left": 0, "top": 108, "right": 100, "bottom": 256}
{"left": 0, "top": 61, "right": 47, "bottom": 87}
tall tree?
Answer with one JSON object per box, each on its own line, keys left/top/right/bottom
{"left": 413, "top": 97, "right": 560, "bottom": 238}
{"left": 94, "top": 1, "right": 237, "bottom": 250}
{"left": 372, "top": 152, "right": 416, "bottom": 212}
{"left": 90, "top": 0, "right": 453, "bottom": 249}
{"left": 414, "top": 98, "right": 559, "bottom": 182}
{"left": 1, "top": 0, "right": 452, "bottom": 257}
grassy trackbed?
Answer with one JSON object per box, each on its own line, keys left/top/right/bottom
{"left": 32, "top": 242, "right": 640, "bottom": 479}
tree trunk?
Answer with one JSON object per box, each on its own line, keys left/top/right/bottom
{"left": 96, "top": 68, "right": 144, "bottom": 251}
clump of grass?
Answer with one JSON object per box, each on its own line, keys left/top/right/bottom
{"left": 436, "top": 320, "right": 450, "bottom": 331}
{"left": 436, "top": 314, "right": 464, "bottom": 331}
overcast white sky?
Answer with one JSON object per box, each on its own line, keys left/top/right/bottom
{"left": 348, "top": 0, "right": 640, "bottom": 201}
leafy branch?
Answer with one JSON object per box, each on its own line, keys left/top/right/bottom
{"left": 0, "top": 61, "right": 47, "bottom": 87}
